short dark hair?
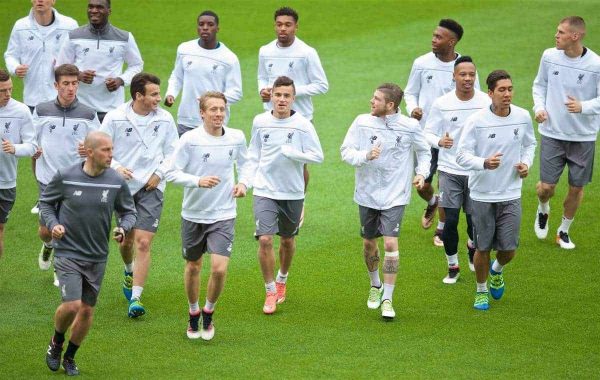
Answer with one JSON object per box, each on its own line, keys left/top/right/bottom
{"left": 272, "top": 76, "right": 295, "bottom": 93}
{"left": 0, "top": 68, "right": 9, "bottom": 82}
{"left": 376, "top": 83, "right": 404, "bottom": 110}
{"left": 439, "top": 19, "right": 463, "bottom": 41}
{"left": 130, "top": 73, "right": 161, "bottom": 98}
{"left": 454, "top": 55, "right": 474, "bottom": 68}
{"left": 198, "top": 10, "right": 219, "bottom": 25}
{"left": 274, "top": 7, "right": 298, "bottom": 22}
{"left": 199, "top": 91, "right": 227, "bottom": 111}
{"left": 561, "top": 16, "right": 586, "bottom": 35}
{"left": 486, "top": 70, "right": 511, "bottom": 91}
{"left": 54, "top": 64, "right": 80, "bottom": 82}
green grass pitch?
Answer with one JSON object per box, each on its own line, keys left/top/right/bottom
{"left": 1, "top": 0, "right": 599, "bottom": 378}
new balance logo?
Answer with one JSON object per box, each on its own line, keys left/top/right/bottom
{"left": 488, "top": 133, "right": 496, "bottom": 139}
{"left": 56, "top": 34, "right": 62, "bottom": 41}
{"left": 263, "top": 133, "right": 270, "bottom": 143}
{"left": 577, "top": 74, "right": 585, "bottom": 84}
{"left": 203, "top": 153, "right": 210, "bottom": 162}
{"left": 393, "top": 224, "right": 399, "bottom": 233}
{"left": 186, "top": 61, "right": 192, "bottom": 68}
{"left": 553, "top": 71, "right": 559, "bottom": 75}
{"left": 211, "top": 64, "right": 219, "bottom": 74}
{"left": 73, "top": 190, "right": 82, "bottom": 196}
{"left": 227, "top": 243, "right": 233, "bottom": 252}
{"left": 286, "top": 131, "right": 294, "bottom": 143}
{"left": 267, "top": 63, "right": 273, "bottom": 72}
{"left": 101, "top": 190, "right": 109, "bottom": 203}
{"left": 369, "top": 135, "right": 378, "bottom": 144}
{"left": 451, "top": 116, "right": 458, "bottom": 122}
{"left": 28, "top": 36, "right": 34, "bottom": 41}
{"left": 426, "top": 75, "right": 433, "bottom": 83}
{"left": 152, "top": 219, "right": 159, "bottom": 228}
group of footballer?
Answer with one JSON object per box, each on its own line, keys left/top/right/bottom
{"left": 0, "top": 0, "right": 598, "bottom": 376}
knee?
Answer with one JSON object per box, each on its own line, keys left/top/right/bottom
{"left": 78, "top": 304, "right": 94, "bottom": 320}
{"left": 567, "top": 186, "right": 584, "bottom": 197}
{"left": 258, "top": 235, "right": 273, "bottom": 250}
{"left": 211, "top": 264, "right": 227, "bottom": 279}
{"left": 136, "top": 237, "right": 152, "bottom": 253}
{"left": 538, "top": 182, "right": 556, "bottom": 196}
{"left": 186, "top": 260, "right": 201, "bottom": 276}
{"left": 62, "top": 300, "right": 82, "bottom": 316}
{"left": 443, "top": 208, "right": 460, "bottom": 227}
{"left": 363, "top": 239, "right": 377, "bottom": 253}
{"left": 280, "top": 237, "right": 294, "bottom": 250}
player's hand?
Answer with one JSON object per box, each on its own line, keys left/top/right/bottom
{"left": 438, "top": 132, "right": 454, "bottom": 149}
{"left": 534, "top": 110, "right": 548, "bottom": 123}
{"left": 515, "top": 162, "right": 529, "bottom": 178}
{"left": 260, "top": 87, "right": 272, "bottom": 102}
{"left": 33, "top": 147, "right": 43, "bottom": 159}
{"left": 565, "top": 96, "right": 582, "bottom": 113}
{"left": 116, "top": 166, "right": 133, "bottom": 180}
{"left": 410, "top": 107, "right": 423, "bottom": 121}
{"left": 79, "top": 70, "right": 96, "bottom": 84}
{"left": 15, "top": 64, "right": 29, "bottom": 78}
{"left": 164, "top": 95, "right": 175, "bottom": 107}
{"left": 233, "top": 183, "right": 247, "bottom": 198}
{"left": 112, "top": 227, "right": 125, "bottom": 243}
{"left": 77, "top": 142, "right": 87, "bottom": 157}
{"left": 198, "top": 176, "right": 220, "bottom": 188}
{"left": 144, "top": 173, "right": 161, "bottom": 190}
{"left": 484, "top": 152, "right": 503, "bottom": 170}
{"left": 1, "top": 138, "right": 15, "bottom": 154}
{"left": 52, "top": 225, "right": 66, "bottom": 239}
{"left": 105, "top": 77, "right": 124, "bottom": 92}
{"left": 412, "top": 174, "right": 425, "bottom": 190}
{"left": 366, "top": 142, "right": 381, "bottom": 161}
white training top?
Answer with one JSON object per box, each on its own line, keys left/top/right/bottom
{"left": 258, "top": 37, "right": 328, "bottom": 121}
{"left": 100, "top": 101, "right": 178, "bottom": 195}
{"left": 4, "top": 8, "right": 78, "bottom": 107}
{"left": 240, "top": 111, "right": 324, "bottom": 200}
{"left": 404, "top": 52, "right": 480, "bottom": 127}
{"left": 341, "top": 112, "right": 431, "bottom": 210}
{"left": 0, "top": 99, "right": 37, "bottom": 189}
{"left": 167, "top": 125, "right": 247, "bottom": 224}
{"left": 424, "top": 90, "right": 490, "bottom": 175}
{"left": 456, "top": 105, "right": 536, "bottom": 202}
{"left": 532, "top": 47, "right": 600, "bottom": 142}
{"left": 166, "top": 40, "right": 242, "bottom": 128}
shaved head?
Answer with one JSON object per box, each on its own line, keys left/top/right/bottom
{"left": 84, "top": 131, "right": 111, "bottom": 150}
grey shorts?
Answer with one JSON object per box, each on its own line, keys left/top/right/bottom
{"left": 0, "top": 188, "right": 16, "bottom": 224}
{"left": 439, "top": 171, "right": 472, "bottom": 213}
{"left": 253, "top": 196, "right": 303, "bottom": 238}
{"left": 131, "top": 188, "right": 164, "bottom": 233}
{"left": 359, "top": 205, "right": 405, "bottom": 239}
{"left": 177, "top": 124, "right": 195, "bottom": 138}
{"left": 471, "top": 199, "right": 521, "bottom": 252}
{"left": 54, "top": 256, "right": 107, "bottom": 307}
{"left": 540, "top": 135, "right": 595, "bottom": 187}
{"left": 37, "top": 182, "right": 53, "bottom": 227}
{"left": 181, "top": 218, "right": 235, "bottom": 261}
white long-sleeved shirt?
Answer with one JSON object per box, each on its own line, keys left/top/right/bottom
{"left": 100, "top": 101, "right": 178, "bottom": 195}
{"left": 166, "top": 40, "right": 242, "bottom": 128}
{"left": 258, "top": 38, "right": 328, "bottom": 121}
{"left": 341, "top": 112, "right": 431, "bottom": 210}
{"left": 34, "top": 98, "right": 100, "bottom": 185}
{"left": 404, "top": 52, "right": 480, "bottom": 127}
{"left": 424, "top": 90, "right": 490, "bottom": 175}
{"left": 456, "top": 105, "right": 536, "bottom": 202}
{"left": 240, "top": 111, "right": 324, "bottom": 200}
{"left": 56, "top": 23, "right": 143, "bottom": 113}
{"left": 0, "top": 99, "right": 37, "bottom": 189}
{"left": 167, "top": 126, "right": 247, "bottom": 224}
{"left": 532, "top": 47, "right": 600, "bottom": 142}
{"left": 4, "top": 8, "right": 78, "bottom": 107}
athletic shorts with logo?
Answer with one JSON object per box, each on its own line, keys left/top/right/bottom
{"left": 181, "top": 218, "right": 235, "bottom": 261}
{"left": 0, "top": 188, "right": 16, "bottom": 224}
{"left": 471, "top": 199, "right": 521, "bottom": 251}
{"left": 359, "top": 205, "right": 405, "bottom": 239}
{"left": 54, "top": 256, "right": 107, "bottom": 307}
{"left": 253, "top": 196, "right": 303, "bottom": 238}
{"left": 128, "top": 188, "right": 163, "bottom": 233}
{"left": 540, "top": 135, "right": 595, "bottom": 187}
{"left": 439, "top": 171, "right": 472, "bottom": 213}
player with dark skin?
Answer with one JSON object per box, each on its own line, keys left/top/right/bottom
{"left": 78, "top": 0, "right": 124, "bottom": 92}
{"left": 164, "top": 13, "right": 219, "bottom": 107}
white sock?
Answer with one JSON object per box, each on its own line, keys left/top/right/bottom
{"left": 382, "top": 283, "right": 395, "bottom": 301}
{"left": 538, "top": 201, "right": 550, "bottom": 214}
{"left": 427, "top": 196, "right": 437, "bottom": 206}
{"left": 204, "top": 299, "right": 215, "bottom": 312}
{"left": 447, "top": 253, "right": 459, "bottom": 267}
{"left": 558, "top": 216, "right": 573, "bottom": 233}
{"left": 276, "top": 270, "right": 288, "bottom": 284}
{"left": 131, "top": 286, "right": 143, "bottom": 300}
{"left": 436, "top": 221, "right": 445, "bottom": 230}
{"left": 491, "top": 260, "right": 504, "bottom": 273}
{"left": 368, "top": 269, "right": 381, "bottom": 288}
{"left": 188, "top": 302, "right": 200, "bottom": 314}
{"left": 476, "top": 282, "right": 488, "bottom": 293}
{"left": 124, "top": 262, "right": 133, "bottom": 273}
{"left": 265, "top": 281, "right": 276, "bottom": 293}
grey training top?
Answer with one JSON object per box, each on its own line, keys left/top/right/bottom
{"left": 39, "top": 162, "right": 136, "bottom": 262}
